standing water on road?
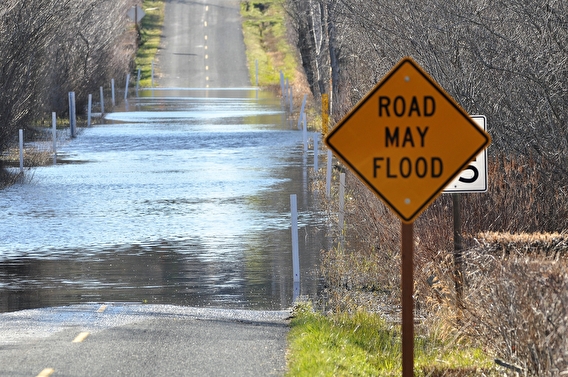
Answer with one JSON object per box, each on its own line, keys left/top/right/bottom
{"left": 0, "top": 89, "right": 326, "bottom": 313}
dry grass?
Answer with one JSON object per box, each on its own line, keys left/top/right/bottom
{"left": 475, "top": 231, "right": 568, "bottom": 257}
{"left": 1, "top": 143, "right": 54, "bottom": 168}
{"left": 462, "top": 249, "right": 568, "bottom": 375}
{"left": 0, "top": 127, "right": 64, "bottom": 184}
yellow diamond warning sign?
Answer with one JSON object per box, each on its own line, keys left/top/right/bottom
{"left": 325, "top": 57, "right": 491, "bottom": 223}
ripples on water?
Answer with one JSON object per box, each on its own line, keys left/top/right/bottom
{"left": 0, "top": 89, "right": 326, "bottom": 312}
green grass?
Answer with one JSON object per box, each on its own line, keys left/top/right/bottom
{"left": 240, "top": 0, "right": 298, "bottom": 86}
{"left": 135, "top": 0, "right": 166, "bottom": 87}
{"left": 286, "top": 303, "right": 496, "bottom": 376}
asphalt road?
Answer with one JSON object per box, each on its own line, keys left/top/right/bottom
{"left": 0, "top": 304, "right": 290, "bottom": 376}
{"left": 0, "top": 2, "right": 290, "bottom": 376}
{"left": 156, "top": 0, "right": 251, "bottom": 88}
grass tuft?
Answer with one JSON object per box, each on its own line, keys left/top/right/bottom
{"left": 287, "top": 302, "right": 496, "bottom": 376}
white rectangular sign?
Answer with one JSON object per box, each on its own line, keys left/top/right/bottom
{"left": 444, "top": 115, "right": 488, "bottom": 193}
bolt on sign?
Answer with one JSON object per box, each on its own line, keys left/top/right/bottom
{"left": 325, "top": 57, "right": 491, "bottom": 224}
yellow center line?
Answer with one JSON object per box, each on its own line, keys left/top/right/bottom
{"left": 205, "top": 35, "right": 208, "bottom": 41}
{"left": 97, "top": 304, "right": 107, "bottom": 313}
{"left": 206, "top": 5, "right": 209, "bottom": 11}
{"left": 205, "top": 54, "right": 208, "bottom": 60}
{"left": 72, "top": 332, "right": 90, "bottom": 343}
{"left": 204, "top": 21, "right": 207, "bottom": 27}
{"left": 36, "top": 368, "right": 55, "bottom": 377}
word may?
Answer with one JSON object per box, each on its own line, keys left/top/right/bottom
{"left": 385, "top": 126, "right": 429, "bottom": 148}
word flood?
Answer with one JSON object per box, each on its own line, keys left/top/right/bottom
{"left": 373, "top": 157, "right": 443, "bottom": 179}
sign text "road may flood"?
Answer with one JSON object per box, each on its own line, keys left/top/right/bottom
{"left": 373, "top": 95, "right": 442, "bottom": 179}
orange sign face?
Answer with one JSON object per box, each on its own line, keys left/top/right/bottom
{"left": 325, "top": 57, "right": 491, "bottom": 223}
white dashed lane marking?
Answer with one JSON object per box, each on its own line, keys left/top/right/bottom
{"left": 72, "top": 331, "right": 90, "bottom": 343}
{"left": 36, "top": 368, "right": 55, "bottom": 377}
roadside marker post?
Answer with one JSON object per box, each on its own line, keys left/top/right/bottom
{"left": 288, "top": 82, "right": 293, "bottom": 113}
{"left": 302, "top": 113, "right": 308, "bottom": 152}
{"left": 313, "top": 134, "right": 319, "bottom": 171}
{"left": 52, "top": 112, "right": 57, "bottom": 160}
{"left": 136, "top": 68, "right": 141, "bottom": 97}
{"left": 125, "top": 74, "right": 130, "bottom": 100}
{"left": 326, "top": 150, "right": 332, "bottom": 198}
{"left": 298, "top": 94, "right": 307, "bottom": 130}
{"left": 324, "top": 57, "right": 491, "bottom": 376}
{"left": 290, "top": 194, "right": 300, "bottom": 301}
{"left": 19, "top": 129, "right": 24, "bottom": 173}
{"left": 87, "top": 94, "right": 92, "bottom": 127}
{"left": 279, "top": 71, "right": 285, "bottom": 101}
{"left": 100, "top": 86, "right": 105, "bottom": 115}
{"left": 68, "top": 92, "right": 76, "bottom": 138}
{"left": 255, "top": 59, "right": 259, "bottom": 86}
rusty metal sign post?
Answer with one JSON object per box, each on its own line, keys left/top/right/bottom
{"left": 401, "top": 222, "right": 414, "bottom": 376}
{"left": 324, "top": 57, "right": 491, "bottom": 376}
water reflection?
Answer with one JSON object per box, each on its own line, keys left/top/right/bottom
{"left": 0, "top": 89, "right": 325, "bottom": 312}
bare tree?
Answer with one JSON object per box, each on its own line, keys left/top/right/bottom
{"left": 0, "top": 0, "right": 137, "bottom": 172}
{"left": 292, "top": 0, "right": 567, "bottom": 159}
{"left": 289, "top": 0, "right": 568, "bottom": 230}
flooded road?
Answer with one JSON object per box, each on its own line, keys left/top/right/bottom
{"left": 0, "top": 89, "right": 326, "bottom": 312}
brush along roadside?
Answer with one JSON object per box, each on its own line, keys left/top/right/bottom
{"left": 308, "top": 160, "right": 568, "bottom": 375}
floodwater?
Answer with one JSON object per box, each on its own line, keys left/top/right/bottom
{"left": 0, "top": 89, "right": 326, "bottom": 313}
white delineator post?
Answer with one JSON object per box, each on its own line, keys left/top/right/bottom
{"left": 100, "top": 86, "right": 105, "bottom": 115}
{"left": 297, "top": 94, "right": 307, "bottom": 130}
{"left": 68, "top": 92, "right": 76, "bottom": 138}
{"left": 87, "top": 94, "right": 92, "bottom": 127}
{"left": 279, "top": 71, "right": 285, "bottom": 101}
{"left": 52, "top": 112, "right": 57, "bottom": 157}
{"left": 288, "top": 84, "right": 293, "bottom": 113}
{"left": 111, "top": 79, "right": 116, "bottom": 107}
{"left": 255, "top": 59, "right": 259, "bottom": 86}
{"left": 136, "top": 68, "right": 141, "bottom": 97}
{"left": 302, "top": 113, "right": 308, "bottom": 153}
{"left": 19, "top": 129, "right": 24, "bottom": 173}
{"left": 125, "top": 74, "right": 130, "bottom": 100}
{"left": 285, "top": 78, "right": 291, "bottom": 112}
{"left": 326, "top": 150, "right": 332, "bottom": 198}
{"left": 313, "top": 134, "right": 319, "bottom": 171}
{"left": 339, "top": 172, "right": 345, "bottom": 233}
{"left": 290, "top": 194, "right": 300, "bottom": 284}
